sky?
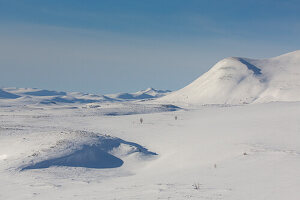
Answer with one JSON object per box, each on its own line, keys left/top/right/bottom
{"left": 0, "top": 0, "right": 300, "bottom": 94}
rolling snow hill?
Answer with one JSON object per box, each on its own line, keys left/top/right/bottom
{"left": 107, "top": 88, "right": 171, "bottom": 100}
{"left": 160, "top": 50, "right": 300, "bottom": 105}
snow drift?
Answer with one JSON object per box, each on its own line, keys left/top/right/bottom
{"left": 22, "top": 145, "right": 124, "bottom": 169}
{"left": 22, "top": 134, "right": 157, "bottom": 170}
{"left": 160, "top": 50, "right": 300, "bottom": 105}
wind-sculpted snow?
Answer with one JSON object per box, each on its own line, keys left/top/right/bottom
{"left": 22, "top": 134, "right": 157, "bottom": 170}
{"left": 22, "top": 145, "right": 124, "bottom": 169}
{"left": 160, "top": 50, "right": 300, "bottom": 105}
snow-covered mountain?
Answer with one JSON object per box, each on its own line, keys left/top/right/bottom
{"left": 107, "top": 88, "right": 171, "bottom": 100}
{"left": 160, "top": 50, "right": 300, "bottom": 105}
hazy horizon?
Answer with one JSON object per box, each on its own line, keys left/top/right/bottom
{"left": 1, "top": 0, "right": 300, "bottom": 94}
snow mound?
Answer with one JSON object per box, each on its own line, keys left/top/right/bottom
{"left": 22, "top": 135, "right": 157, "bottom": 170}
{"left": 22, "top": 145, "right": 124, "bottom": 169}
{"left": 160, "top": 50, "right": 300, "bottom": 105}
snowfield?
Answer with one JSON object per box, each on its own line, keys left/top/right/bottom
{"left": 1, "top": 51, "right": 300, "bottom": 199}
{"left": 1, "top": 101, "right": 300, "bottom": 200}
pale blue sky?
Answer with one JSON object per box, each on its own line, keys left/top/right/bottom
{"left": 0, "top": 0, "right": 300, "bottom": 94}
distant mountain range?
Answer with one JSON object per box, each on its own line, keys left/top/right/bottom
{"left": 2, "top": 50, "right": 300, "bottom": 105}
{"left": 0, "top": 87, "right": 171, "bottom": 104}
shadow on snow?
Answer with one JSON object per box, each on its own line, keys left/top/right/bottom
{"left": 22, "top": 135, "right": 157, "bottom": 170}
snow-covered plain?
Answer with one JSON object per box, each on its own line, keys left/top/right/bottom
{"left": 1, "top": 51, "right": 300, "bottom": 199}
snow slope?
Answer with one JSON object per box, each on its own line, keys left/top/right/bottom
{"left": 160, "top": 50, "right": 300, "bottom": 105}
{"left": 0, "top": 89, "right": 20, "bottom": 99}
{"left": 23, "top": 89, "right": 67, "bottom": 96}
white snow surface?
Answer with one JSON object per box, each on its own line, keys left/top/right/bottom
{"left": 160, "top": 50, "right": 300, "bottom": 105}
{"left": 1, "top": 97, "right": 300, "bottom": 199}
{"left": 1, "top": 51, "right": 300, "bottom": 199}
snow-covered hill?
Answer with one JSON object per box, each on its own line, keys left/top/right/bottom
{"left": 107, "top": 88, "right": 171, "bottom": 100}
{"left": 160, "top": 50, "right": 300, "bottom": 105}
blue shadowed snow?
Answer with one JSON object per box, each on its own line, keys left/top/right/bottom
{"left": 22, "top": 135, "right": 157, "bottom": 170}
{"left": 22, "top": 145, "right": 124, "bottom": 169}
{"left": 40, "top": 97, "right": 98, "bottom": 104}
{"left": 24, "top": 90, "right": 67, "bottom": 96}
{"left": 237, "top": 58, "right": 262, "bottom": 75}
{"left": 0, "top": 89, "right": 20, "bottom": 99}
{"left": 116, "top": 93, "right": 154, "bottom": 100}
